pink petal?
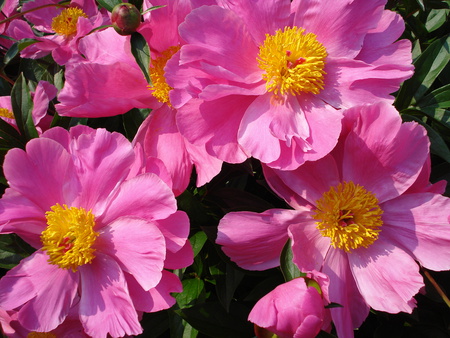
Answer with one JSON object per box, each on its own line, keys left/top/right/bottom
{"left": 137, "top": 105, "right": 193, "bottom": 195}
{"left": 96, "top": 217, "right": 166, "bottom": 291}
{"left": 381, "top": 193, "right": 450, "bottom": 271}
{"left": 3, "top": 138, "right": 81, "bottom": 212}
{"left": 322, "top": 248, "right": 369, "bottom": 338}
{"left": 263, "top": 154, "right": 341, "bottom": 206}
{"left": 0, "top": 251, "right": 78, "bottom": 332}
{"left": 164, "top": 240, "right": 194, "bottom": 270}
{"left": 79, "top": 253, "right": 142, "bottom": 338}
{"left": 66, "top": 127, "right": 136, "bottom": 214}
{"left": 0, "top": 189, "right": 46, "bottom": 248}
{"left": 348, "top": 238, "right": 423, "bottom": 313}
{"left": 99, "top": 173, "right": 177, "bottom": 226}
{"left": 126, "top": 270, "right": 182, "bottom": 313}
{"left": 178, "top": 5, "right": 261, "bottom": 81}
{"left": 249, "top": 278, "right": 326, "bottom": 338}
{"left": 217, "top": 209, "right": 303, "bottom": 270}
{"left": 56, "top": 61, "right": 160, "bottom": 117}
{"left": 342, "top": 103, "right": 429, "bottom": 202}
{"left": 289, "top": 219, "right": 331, "bottom": 272}
{"left": 153, "top": 210, "right": 190, "bottom": 254}
{"left": 31, "top": 81, "right": 57, "bottom": 126}
{"left": 293, "top": 0, "right": 386, "bottom": 59}
{"left": 176, "top": 97, "right": 251, "bottom": 163}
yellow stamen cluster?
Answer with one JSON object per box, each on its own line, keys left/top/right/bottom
{"left": 28, "top": 332, "right": 57, "bottom": 338}
{"left": 313, "top": 181, "right": 383, "bottom": 252}
{"left": 257, "top": 26, "right": 327, "bottom": 100}
{"left": 51, "top": 8, "right": 88, "bottom": 36}
{"left": 41, "top": 204, "right": 98, "bottom": 271}
{"left": 0, "top": 107, "right": 14, "bottom": 119}
{"left": 149, "top": 46, "right": 181, "bottom": 105}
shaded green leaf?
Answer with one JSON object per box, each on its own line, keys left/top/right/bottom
{"left": 131, "top": 32, "right": 151, "bottom": 84}
{"left": 189, "top": 230, "right": 207, "bottom": 258}
{"left": 10, "top": 73, "right": 38, "bottom": 140}
{"left": 3, "top": 42, "right": 18, "bottom": 65}
{"left": 96, "top": 0, "right": 121, "bottom": 12}
{"left": 122, "top": 108, "right": 149, "bottom": 140}
{"left": 280, "top": 239, "right": 304, "bottom": 282}
{"left": 395, "top": 35, "right": 450, "bottom": 110}
{"left": 176, "top": 278, "right": 206, "bottom": 309}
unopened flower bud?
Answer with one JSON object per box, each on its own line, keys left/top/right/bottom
{"left": 111, "top": 3, "right": 141, "bottom": 35}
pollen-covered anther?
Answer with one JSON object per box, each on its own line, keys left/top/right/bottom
{"left": 0, "top": 107, "right": 14, "bottom": 119}
{"left": 41, "top": 203, "right": 99, "bottom": 271}
{"left": 149, "top": 45, "right": 181, "bottom": 105}
{"left": 313, "top": 181, "right": 383, "bottom": 252}
{"left": 51, "top": 7, "right": 88, "bottom": 36}
{"left": 257, "top": 26, "right": 327, "bottom": 100}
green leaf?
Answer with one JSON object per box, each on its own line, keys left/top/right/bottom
{"left": 280, "top": 239, "right": 305, "bottom": 282}
{"left": 210, "top": 262, "right": 245, "bottom": 312}
{"left": 10, "top": 73, "right": 39, "bottom": 140}
{"left": 96, "top": 0, "right": 121, "bottom": 12}
{"left": 122, "top": 108, "right": 149, "bottom": 140}
{"left": 425, "top": 8, "right": 450, "bottom": 32}
{"left": 176, "top": 278, "right": 206, "bottom": 309}
{"left": 189, "top": 230, "right": 208, "bottom": 258}
{"left": 0, "top": 117, "right": 25, "bottom": 149}
{"left": 417, "top": 83, "right": 450, "bottom": 113}
{"left": 17, "top": 38, "right": 39, "bottom": 51}
{"left": 395, "top": 34, "right": 450, "bottom": 110}
{"left": 3, "top": 42, "right": 18, "bottom": 65}
{"left": 130, "top": 32, "right": 152, "bottom": 84}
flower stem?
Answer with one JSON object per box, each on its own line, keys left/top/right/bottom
{"left": 423, "top": 269, "right": 450, "bottom": 308}
{"left": 0, "top": 4, "right": 69, "bottom": 25}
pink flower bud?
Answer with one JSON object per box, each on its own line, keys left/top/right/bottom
{"left": 111, "top": 3, "right": 141, "bottom": 35}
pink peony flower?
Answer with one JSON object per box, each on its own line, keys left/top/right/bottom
{"left": 0, "top": 0, "right": 19, "bottom": 49}
{"left": 56, "top": 0, "right": 222, "bottom": 194}
{"left": 5, "top": 0, "right": 109, "bottom": 65}
{"left": 0, "top": 80, "right": 57, "bottom": 134}
{"left": 165, "top": 0, "right": 413, "bottom": 170}
{"left": 217, "top": 102, "right": 450, "bottom": 337}
{"left": 249, "top": 272, "right": 331, "bottom": 338}
{"left": 0, "top": 125, "right": 192, "bottom": 337}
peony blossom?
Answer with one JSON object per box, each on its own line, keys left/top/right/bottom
{"left": 0, "top": 0, "right": 19, "bottom": 49}
{"left": 56, "top": 0, "right": 222, "bottom": 194}
{"left": 217, "top": 102, "right": 450, "bottom": 337}
{"left": 0, "top": 125, "right": 192, "bottom": 337}
{"left": 5, "top": 0, "right": 109, "bottom": 65}
{"left": 0, "top": 80, "right": 57, "bottom": 134}
{"left": 249, "top": 272, "right": 331, "bottom": 338}
{"left": 165, "top": 0, "right": 414, "bottom": 170}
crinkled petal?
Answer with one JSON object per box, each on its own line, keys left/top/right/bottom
{"left": 349, "top": 238, "right": 422, "bottom": 313}
{"left": 0, "top": 251, "right": 78, "bottom": 332}
{"left": 381, "top": 193, "right": 450, "bottom": 271}
{"left": 79, "top": 253, "right": 142, "bottom": 338}
{"left": 163, "top": 240, "right": 194, "bottom": 270}
{"left": 126, "top": 270, "right": 182, "bottom": 313}
{"left": 153, "top": 210, "right": 190, "bottom": 254}
{"left": 96, "top": 217, "right": 166, "bottom": 291}
{"left": 99, "top": 173, "right": 177, "bottom": 226}
{"left": 342, "top": 103, "right": 429, "bottom": 202}
{"left": 322, "top": 248, "right": 369, "bottom": 338}
{"left": 3, "top": 137, "right": 81, "bottom": 212}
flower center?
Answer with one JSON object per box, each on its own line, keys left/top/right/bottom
{"left": 28, "top": 333, "right": 57, "bottom": 338}
{"left": 257, "top": 26, "right": 327, "bottom": 100}
{"left": 51, "top": 8, "right": 88, "bottom": 36}
{"left": 0, "top": 107, "right": 14, "bottom": 119}
{"left": 149, "top": 45, "right": 180, "bottom": 105}
{"left": 41, "top": 204, "right": 98, "bottom": 271}
{"left": 313, "top": 181, "right": 383, "bottom": 252}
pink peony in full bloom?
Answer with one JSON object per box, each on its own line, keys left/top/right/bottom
{"left": 217, "top": 102, "right": 450, "bottom": 337}
{"left": 0, "top": 125, "right": 192, "bottom": 337}
{"left": 5, "top": 0, "right": 109, "bottom": 65}
{"left": 249, "top": 272, "right": 331, "bottom": 338}
{"left": 165, "top": 0, "right": 414, "bottom": 170}
{"left": 56, "top": 0, "right": 223, "bottom": 195}
{"left": 0, "top": 80, "right": 57, "bottom": 134}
